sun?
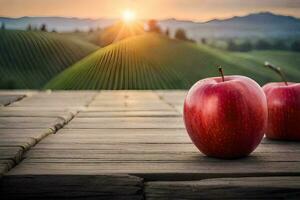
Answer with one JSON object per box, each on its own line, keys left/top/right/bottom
{"left": 122, "top": 10, "right": 136, "bottom": 23}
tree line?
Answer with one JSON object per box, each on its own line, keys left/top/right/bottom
{"left": 146, "top": 20, "right": 193, "bottom": 42}
{"left": 225, "top": 39, "right": 300, "bottom": 52}
{"left": 0, "top": 22, "right": 55, "bottom": 32}
{"left": 1, "top": 20, "right": 192, "bottom": 42}
{"left": 4, "top": 21, "right": 298, "bottom": 51}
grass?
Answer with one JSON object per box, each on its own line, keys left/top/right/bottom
{"left": 45, "top": 33, "right": 300, "bottom": 90}
{"left": 0, "top": 30, "right": 98, "bottom": 88}
{"left": 233, "top": 50, "right": 300, "bottom": 82}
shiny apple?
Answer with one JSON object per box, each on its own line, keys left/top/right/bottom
{"left": 263, "top": 82, "right": 300, "bottom": 140}
{"left": 263, "top": 62, "right": 300, "bottom": 140}
{"left": 184, "top": 70, "right": 268, "bottom": 159}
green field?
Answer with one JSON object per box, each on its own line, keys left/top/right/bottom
{"left": 233, "top": 50, "right": 300, "bottom": 81}
{"left": 0, "top": 30, "right": 98, "bottom": 88}
{"left": 45, "top": 33, "right": 299, "bottom": 90}
{"left": 0, "top": 30, "right": 298, "bottom": 90}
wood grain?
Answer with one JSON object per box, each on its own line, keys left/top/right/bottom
{"left": 0, "top": 95, "right": 24, "bottom": 107}
{"left": 66, "top": 117, "right": 184, "bottom": 129}
{"left": 145, "top": 177, "right": 300, "bottom": 199}
{"left": 0, "top": 175, "right": 143, "bottom": 200}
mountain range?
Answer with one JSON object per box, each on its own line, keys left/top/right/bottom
{"left": 159, "top": 12, "right": 300, "bottom": 39}
{"left": 1, "top": 12, "right": 300, "bottom": 39}
{"left": 0, "top": 16, "right": 116, "bottom": 32}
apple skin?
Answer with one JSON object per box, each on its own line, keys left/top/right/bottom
{"left": 263, "top": 82, "right": 300, "bottom": 141}
{"left": 184, "top": 76, "right": 268, "bottom": 159}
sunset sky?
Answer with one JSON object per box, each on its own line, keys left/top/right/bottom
{"left": 1, "top": 0, "right": 300, "bottom": 21}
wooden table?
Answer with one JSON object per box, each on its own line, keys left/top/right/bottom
{"left": 0, "top": 90, "right": 299, "bottom": 199}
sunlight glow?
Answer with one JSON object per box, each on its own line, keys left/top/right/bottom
{"left": 122, "top": 10, "right": 136, "bottom": 23}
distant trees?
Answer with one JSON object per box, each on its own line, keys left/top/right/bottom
{"left": 25, "top": 23, "right": 50, "bottom": 32}
{"left": 147, "top": 20, "right": 161, "bottom": 33}
{"left": 1, "top": 22, "right": 5, "bottom": 30}
{"left": 273, "top": 40, "right": 288, "bottom": 50}
{"left": 27, "top": 24, "right": 32, "bottom": 31}
{"left": 227, "top": 39, "right": 252, "bottom": 52}
{"left": 291, "top": 41, "right": 300, "bottom": 52}
{"left": 25, "top": 23, "right": 48, "bottom": 32}
{"left": 0, "top": 77, "right": 16, "bottom": 89}
{"left": 173, "top": 28, "right": 195, "bottom": 43}
{"left": 239, "top": 41, "right": 253, "bottom": 52}
{"left": 254, "top": 39, "right": 271, "bottom": 50}
{"left": 201, "top": 38, "right": 207, "bottom": 45}
{"left": 175, "top": 29, "right": 188, "bottom": 41}
{"left": 225, "top": 39, "right": 293, "bottom": 52}
{"left": 89, "top": 27, "right": 94, "bottom": 33}
{"left": 165, "top": 28, "right": 170, "bottom": 37}
{"left": 40, "top": 24, "right": 47, "bottom": 32}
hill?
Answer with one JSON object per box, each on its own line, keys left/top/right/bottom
{"left": 233, "top": 50, "right": 300, "bottom": 81}
{"left": 0, "top": 16, "right": 115, "bottom": 32}
{"left": 45, "top": 33, "right": 298, "bottom": 90}
{"left": 207, "top": 12, "right": 300, "bottom": 25}
{"left": 0, "top": 30, "right": 99, "bottom": 88}
{"left": 97, "top": 21, "right": 145, "bottom": 47}
{"left": 159, "top": 12, "right": 300, "bottom": 39}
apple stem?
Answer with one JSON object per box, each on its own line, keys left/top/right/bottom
{"left": 218, "top": 66, "right": 225, "bottom": 82}
{"left": 264, "top": 62, "right": 288, "bottom": 86}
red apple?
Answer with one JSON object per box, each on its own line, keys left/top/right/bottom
{"left": 262, "top": 62, "right": 300, "bottom": 141}
{"left": 263, "top": 82, "right": 300, "bottom": 140}
{"left": 184, "top": 71, "right": 267, "bottom": 159}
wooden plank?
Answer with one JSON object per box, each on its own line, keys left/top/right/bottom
{"left": 10, "top": 92, "right": 96, "bottom": 108}
{"left": 0, "top": 106, "right": 81, "bottom": 112}
{"left": 90, "top": 101, "right": 165, "bottom": 105}
{"left": 51, "top": 129, "right": 297, "bottom": 145}
{"left": 0, "top": 117, "right": 66, "bottom": 130}
{"left": 28, "top": 142, "right": 300, "bottom": 154}
{"left": 0, "top": 164, "right": 9, "bottom": 177}
{"left": 0, "top": 175, "right": 143, "bottom": 200}
{"left": 0, "top": 138, "right": 36, "bottom": 150}
{"left": 14, "top": 91, "right": 96, "bottom": 100}
{"left": 85, "top": 105, "right": 174, "bottom": 111}
{"left": 56, "top": 128, "right": 186, "bottom": 134}
{"left": 156, "top": 91, "right": 187, "bottom": 105}
{"left": 66, "top": 117, "right": 184, "bottom": 129}
{"left": 11, "top": 102, "right": 92, "bottom": 107}
{"left": 41, "top": 128, "right": 189, "bottom": 143}
{"left": 95, "top": 91, "right": 160, "bottom": 100}
{"left": 15, "top": 128, "right": 300, "bottom": 179}
{"left": 145, "top": 177, "right": 300, "bottom": 199}
{"left": 0, "top": 122, "right": 60, "bottom": 129}
{"left": 0, "top": 117, "right": 66, "bottom": 123}
{"left": 156, "top": 90, "right": 187, "bottom": 96}
{"left": 0, "top": 110, "right": 75, "bottom": 121}
{"left": 0, "top": 129, "right": 53, "bottom": 141}
{"left": 77, "top": 110, "right": 180, "bottom": 117}
{"left": 37, "top": 135, "right": 189, "bottom": 144}
{"left": 8, "top": 161, "right": 300, "bottom": 177}
{"left": 23, "top": 152, "right": 300, "bottom": 162}
{"left": 0, "top": 160, "right": 15, "bottom": 172}
{"left": 0, "top": 90, "right": 36, "bottom": 96}
{"left": 0, "top": 95, "right": 24, "bottom": 106}
{"left": 0, "top": 147, "right": 23, "bottom": 163}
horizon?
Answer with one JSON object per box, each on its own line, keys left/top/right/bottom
{"left": 1, "top": 0, "right": 300, "bottom": 21}
{"left": 1, "top": 11, "right": 299, "bottom": 23}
